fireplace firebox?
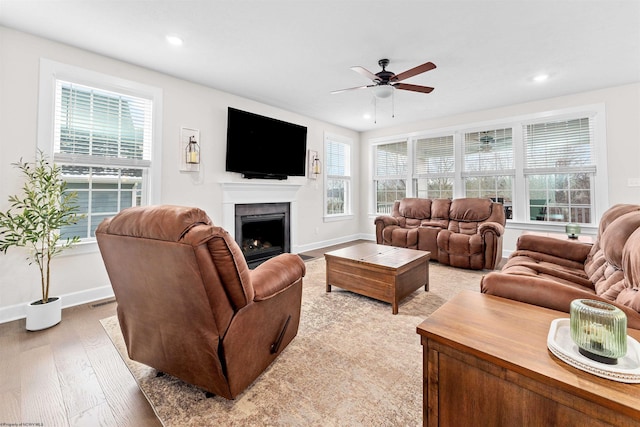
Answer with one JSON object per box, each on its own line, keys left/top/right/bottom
{"left": 235, "top": 203, "right": 290, "bottom": 268}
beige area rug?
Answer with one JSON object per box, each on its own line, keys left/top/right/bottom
{"left": 101, "top": 258, "right": 486, "bottom": 426}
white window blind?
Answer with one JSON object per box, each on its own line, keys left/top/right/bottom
{"left": 524, "top": 117, "right": 595, "bottom": 224}
{"left": 375, "top": 141, "right": 408, "bottom": 177}
{"left": 414, "top": 135, "right": 454, "bottom": 176}
{"left": 52, "top": 79, "right": 154, "bottom": 239}
{"left": 463, "top": 128, "right": 514, "bottom": 175}
{"left": 374, "top": 141, "right": 407, "bottom": 214}
{"left": 524, "top": 117, "right": 595, "bottom": 174}
{"left": 54, "top": 80, "right": 153, "bottom": 166}
{"left": 327, "top": 140, "right": 350, "bottom": 176}
{"left": 325, "top": 138, "right": 351, "bottom": 216}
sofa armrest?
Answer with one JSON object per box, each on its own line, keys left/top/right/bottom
{"left": 374, "top": 215, "right": 399, "bottom": 227}
{"left": 481, "top": 271, "right": 593, "bottom": 313}
{"left": 251, "top": 253, "right": 306, "bottom": 301}
{"left": 516, "top": 234, "right": 591, "bottom": 263}
{"left": 480, "top": 272, "right": 640, "bottom": 329}
{"left": 479, "top": 221, "right": 505, "bottom": 237}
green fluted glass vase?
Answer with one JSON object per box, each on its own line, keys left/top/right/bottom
{"left": 570, "top": 299, "right": 627, "bottom": 365}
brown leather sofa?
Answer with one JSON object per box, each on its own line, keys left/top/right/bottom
{"left": 96, "top": 205, "right": 306, "bottom": 399}
{"left": 481, "top": 204, "right": 640, "bottom": 329}
{"left": 375, "top": 197, "right": 506, "bottom": 270}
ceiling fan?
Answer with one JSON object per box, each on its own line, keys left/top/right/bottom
{"left": 467, "top": 131, "right": 512, "bottom": 152}
{"left": 331, "top": 58, "right": 436, "bottom": 98}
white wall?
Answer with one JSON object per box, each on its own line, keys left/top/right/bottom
{"left": 359, "top": 83, "right": 640, "bottom": 252}
{"left": 0, "top": 27, "right": 359, "bottom": 321}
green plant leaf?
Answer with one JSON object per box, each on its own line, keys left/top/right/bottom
{"left": 0, "top": 150, "right": 84, "bottom": 301}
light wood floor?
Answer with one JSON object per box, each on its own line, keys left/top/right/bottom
{"left": 0, "top": 240, "right": 367, "bottom": 426}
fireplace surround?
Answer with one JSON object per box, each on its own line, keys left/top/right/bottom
{"left": 221, "top": 181, "right": 302, "bottom": 266}
{"left": 235, "top": 203, "right": 290, "bottom": 268}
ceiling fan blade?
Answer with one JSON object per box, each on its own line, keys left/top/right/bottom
{"left": 330, "top": 85, "right": 372, "bottom": 95}
{"left": 350, "top": 66, "right": 381, "bottom": 82}
{"left": 392, "top": 61, "right": 436, "bottom": 82}
{"left": 393, "top": 83, "right": 434, "bottom": 94}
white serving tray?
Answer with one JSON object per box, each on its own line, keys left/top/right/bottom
{"left": 547, "top": 318, "right": 640, "bottom": 383}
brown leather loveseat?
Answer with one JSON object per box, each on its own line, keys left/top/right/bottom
{"left": 375, "top": 197, "right": 506, "bottom": 270}
{"left": 96, "top": 205, "right": 306, "bottom": 399}
{"left": 481, "top": 204, "right": 640, "bottom": 329}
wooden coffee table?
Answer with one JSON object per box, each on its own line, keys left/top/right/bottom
{"left": 417, "top": 291, "right": 640, "bottom": 426}
{"left": 324, "top": 242, "right": 430, "bottom": 314}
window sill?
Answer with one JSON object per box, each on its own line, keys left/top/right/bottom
{"left": 324, "top": 214, "right": 355, "bottom": 222}
{"left": 505, "top": 220, "right": 597, "bottom": 236}
{"left": 57, "top": 240, "right": 100, "bottom": 257}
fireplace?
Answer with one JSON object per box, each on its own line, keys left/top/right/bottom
{"left": 235, "top": 202, "right": 290, "bottom": 268}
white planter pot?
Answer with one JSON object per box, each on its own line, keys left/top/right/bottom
{"left": 26, "top": 297, "right": 62, "bottom": 331}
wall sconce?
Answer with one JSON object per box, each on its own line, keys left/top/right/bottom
{"left": 312, "top": 155, "right": 321, "bottom": 175}
{"left": 180, "top": 127, "right": 200, "bottom": 172}
{"left": 186, "top": 136, "right": 200, "bottom": 164}
{"left": 308, "top": 149, "right": 321, "bottom": 179}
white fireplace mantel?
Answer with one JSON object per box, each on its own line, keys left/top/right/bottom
{"left": 220, "top": 181, "right": 303, "bottom": 249}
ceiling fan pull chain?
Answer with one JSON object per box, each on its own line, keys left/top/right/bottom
{"left": 374, "top": 96, "right": 377, "bottom": 124}
{"left": 392, "top": 90, "right": 395, "bottom": 118}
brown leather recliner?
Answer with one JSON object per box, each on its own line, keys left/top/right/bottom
{"left": 481, "top": 204, "right": 640, "bottom": 329}
{"left": 96, "top": 205, "right": 305, "bottom": 399}
{"left": 375, "top": 198, "right": 506, "bottom": 270}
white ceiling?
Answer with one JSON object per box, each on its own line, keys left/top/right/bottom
{"left": 1, "top": 0, "right": 639, "bottom": 132}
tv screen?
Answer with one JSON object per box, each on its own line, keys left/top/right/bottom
{"left": 226, "top": 107, "right": 308, "bottom": 179}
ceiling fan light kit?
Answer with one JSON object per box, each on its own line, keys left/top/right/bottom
{"left": 373, "top": 84, "right": 394, "bottom": 99}
{"left": 332, "top": 58, "right": 436, "bottom": 122}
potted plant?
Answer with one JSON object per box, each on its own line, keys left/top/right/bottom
{"left": 0, "top": 150, "right": 82, "bottom": 331}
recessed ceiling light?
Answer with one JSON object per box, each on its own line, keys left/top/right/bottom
{"left": 533, "top": 74, "right": 549, "bottom": 82}
{"left": 166, "top": 34, "right": 183, "bottom": 46}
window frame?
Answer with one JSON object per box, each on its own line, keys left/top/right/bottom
{"left": 323, "top": 133, "right": 354, "bottom": 221}
{"left": 372, "top": 139, "right": 409, "bottom": 215}
{"left": 37, "top": 59, "right": 163, "bottom": 249}
{"left": 368, "top": 104, "right": 608, "bottom": 230}
{"left": 413, "top": 133, "right": 455, "bottom": 199}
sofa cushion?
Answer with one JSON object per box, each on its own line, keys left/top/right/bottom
{"left": 597, "top": 204, "right": 640, "bottom": 236}
{"left": 430, "top": 198, "right": 452, "bottom": 220}
{"left": 618, "top": 227, "right": 640, "bottom": 311}
{"left": 588, "top": 213, "right": 640, "bottom": 306}
{"left": 449, "top": 198, "right": 493, "bottom": 222}
{"left": 501, "top": 256, "right": 592, "bottom": 288}
{"left": 398, "top": 198, "right": 431, "bottom": 219}
{"left": 584, "top": 204, "right": 640, "bottom": 278}
{"left": 600, "top": 211, "right": 640, "bottom": 269}
{"left": 383, "top": 226, "right": 419, "bottom": 249}
{"left": 587, "top": 211, "right": 640, "bottom": 297}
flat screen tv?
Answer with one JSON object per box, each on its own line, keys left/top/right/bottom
{"left": 226, "top": 107, "right": 308, "bottom": 179}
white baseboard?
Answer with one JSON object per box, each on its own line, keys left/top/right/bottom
{"left": 0, "top": 285, "right": 115, "bottom": 325}
{"left": 293, "top": 233, "right": 374, "bottom": 254}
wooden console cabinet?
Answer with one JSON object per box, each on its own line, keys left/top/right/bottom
{"left": 416, "top": 291, "right": 640, "bottom": 426}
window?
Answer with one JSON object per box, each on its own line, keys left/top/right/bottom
{"left": 414, "top": 135, "right": 454, "bottom": 199}
{"left": 524, "top": 117, "right": 595, "bottom": 224}
{"left": 369, "top": 105, "right": 606, "bottom": 225}
{"left": 463, "top": 128, "right": 514, "bottom": 219}
{"left": 325, "top": 134, "right": 352, "bottom": 217}
{"left": 374, "top": 141, "right": 407, "bottom": 214}
{"left": 38, "top": 60, "right": 162, "bottom": 241}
